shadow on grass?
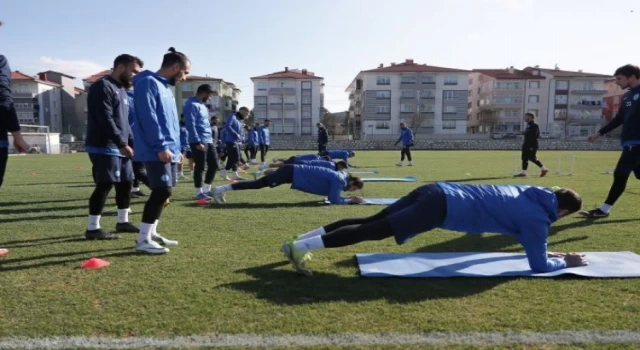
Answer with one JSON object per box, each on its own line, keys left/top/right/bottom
{"left": 0, "top": 249, "right": 142, "bottom": 272}
{"left": 221, "top": 261, "right": 507, "bottom": 305}
{"left": 0, "top": 204, "right": 89, "bottom": 216}
{"left": 10, "top": 181, "right": 92, "bottom": 187}
{"left": 0, "top": 198, "right": 85, "bottom": 207}
{"left": 0, "top": 213, "right": 86, "bottom": 224}
{"left": 0, "top": 234, "right": 82, "bottom": 248}
{"left": 182, "top": 200, "right": 328, "bottom": 209}
{"left": 434, "top": 176, "right": 513, "bottom": 183}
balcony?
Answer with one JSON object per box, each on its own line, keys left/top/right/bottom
{"left": 400, "top": 95, "right": 417, "bottom": 100}
{"left": 568, "top": 114, "right": 603, "bottom": 123}
{"left": 13, "top": 92, "right": 37, "bottom": 98}
{"left": 269, "top": 102, "right": 297, "bottom": 110}
{"left": 268, "top": 87, "right": 296, "bottom": 95}
{"left": 571, "top": 101, "right": 603, "bottom": 110}
{"left": 479, "top": 102, "right": 521, "bottom": 110}
{"left": 571, "top": 89, "right": 608, "bottom": 95}
{"left": 442, "top": 112, "right": 467, "bottom": 121}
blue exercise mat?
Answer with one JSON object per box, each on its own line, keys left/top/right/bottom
{"left": 349, "top": 171, "right": 379, "bottom": 174}
{"left": 362, "top": 176, "right": 417, "bottom": 182}
{"left": 323, "top": 198, "right": 398, "bottom": 205}
{"left": 356, "top": 252, "right": 640, "bottom": 278}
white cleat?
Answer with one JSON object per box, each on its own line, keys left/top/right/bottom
{"left": 152, "top": 235, "right": 179, "bottom": 247}
{"left": 213, "top": 193, "right": 225, "bottom": 204}
{"left": 135, "top": 240, "right": 169, "bottom": 254}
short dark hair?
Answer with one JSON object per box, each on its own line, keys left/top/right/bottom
{"left": 335, "top": 160, "right": 348, "bottom": 169}
{"left": 113, "top": 54, "right": 143, "bottom": 69}
{"left": 554, "top": 188, "right": 582, "bottom": 214}
{"left": 525, "top": 112, "right": 536, "bottom": 119}
{"left": 348, "top": 175, "right": 364, "bottom": 189}
{"left": 614, "top": 64, "right": 640, "bottom": 79}
{"left": 196, "top": 84, "right": 215, "bottom": 94}
{"left": 161, "top": 47, "right": 189, "bottom": 69}
{"left": 320, "top": 155, "right": 331, "bottom": 161}
{"left": 264, "top": 119, "right": 270, "bottom": 122}
{"left": 239, "top": 106, "right": 249, "bottom": 112}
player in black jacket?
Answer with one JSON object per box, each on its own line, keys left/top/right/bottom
{"left": 514, "top": 112, "right": 548, "bottom": 177}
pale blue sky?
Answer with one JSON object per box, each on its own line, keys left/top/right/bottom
{"left": 2, "top": 0, "right": 638, "bottom": 112}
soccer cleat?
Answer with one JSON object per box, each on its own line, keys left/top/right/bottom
{"left": 152, "top": 235, "right": 179, "bottom": 246}
{"left": 132, "top": 190, "right": 147, "bottom": 197}
{"left": 242, "top": 164, "right": 251, "bottom": 170}
{"left": 115, "top": 222, "right": 139, "bottom": 233}
{"left": 408, "top": 163, "right": 413, "bottom": 166}
{"left": 212, "top": 193, "right": 225, "bottom": 204}
{"left": 195, "top": 193, "right": 212, "bottom": 201}
{"left": 135, "top": 239, "right": 169, "bottom": 254}
{"left": 85, "top": 229, "right": 120, "bottom": 240}
{"left": 396, "top": 162, "right": 403, "bottom": 167}
{"left": 579, "top": 208, "right": 610, "bottom": 218}
{"left": 540, "top": 169, "right": 549, "bottom": 177}
{"left": 252, "top": 170, "right": 264, "bottom": 180}
{"left": 513, "top": 173, "right": 527, "bottom": 177}
{"left": 281, "top": 241, "right": 313, "bottom": 276}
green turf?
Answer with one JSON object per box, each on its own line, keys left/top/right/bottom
{"left": 0, "top": 151, "right": 639, "bottom": 343}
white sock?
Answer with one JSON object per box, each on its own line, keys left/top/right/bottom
{"left": 117, "top": 209, "right": 129, "bottom": 224}
{"left": 233, "top": 171, "right": 240, "bottom": 178}
{"left": 599, "top": 204, "right": 612, "bottom": 213}
{"left": 297, "top": 227, "right": 326, "bottom": 240}
{"left": 398, "top": 161, "right": 403, "bottom": 164}
{"left": 542, "top": 166, "right": 548, "bottom": 171}
{"left": 521, "top": 170, "right": 527, "bottom": 174}
{"left": 137, "top": 222, "right": 154, "bottom": 244}
{"left": 151, "top": 220, "right": 160, "bottom": 237}
{"left": 294, "top": 236, "right": 325, "bottom": 254}
{"left": 409, "top": 161, "right": 413, "bottom": 165}
{"left": 195, "top": 187, "right": 203, "bottom": 196}
{"left": 216, "top": 184, "right": 233, "bottom": 194}
{"left": 179, "top": 171, "right": 184, "bottom": 176}
{"left": 88, "top": 215, "right": 101, "bottom": 230}
{"left": 203, "top": 183, "right": 212, "bottom": 192}
{"left": 131, "top": 187, "right": 140, "bottom": 192}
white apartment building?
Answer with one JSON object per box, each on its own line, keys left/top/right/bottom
{"left": 346, "top": 59, "right": 469, "bottom": 138}
{"left": 251, "top": 67, "right": 324, "bottom": 136}
{"left": 175, "top": 76, "right": 241, "bottom": 118}
{"left": 11, "top": 71, "right": 63, "bottom": 133}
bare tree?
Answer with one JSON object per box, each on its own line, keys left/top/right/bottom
{"left": 403, "top": 113, "right": 429, "bottom": 132}
{"left": 478, "top": 109, "right": 500, "bottom": 134}
{"left": 321, "top": 111, "right": 346, "bottom": 140}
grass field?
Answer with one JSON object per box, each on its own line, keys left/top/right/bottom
{"left": 1, "top": 150, "right": 639, "bottom": 349}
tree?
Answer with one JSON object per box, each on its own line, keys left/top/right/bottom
{"left": 321, "top": 111, "right": 346, "bottom": 140}
{"left": 478, "top": 109, "right": 500, "bottom": 134}
{"left": 404, "top": 113, "right": 429, "bottom": 132}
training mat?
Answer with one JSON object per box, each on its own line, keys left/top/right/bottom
{"left": 355, "top": 252, "right": 640, "bottom": 278}
{"left": 349, "top": 171, "right": 379, "bottom": 174}
{"left": 324, "top": 198, "right": 398, "bottom": 205}
{"left": 362, "top": 176, "right": 417, "bottom": 182}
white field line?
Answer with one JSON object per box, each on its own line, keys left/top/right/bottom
{"left": 0, "top": 331, "right": 640, "bottom": 349}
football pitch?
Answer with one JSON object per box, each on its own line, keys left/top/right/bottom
{"left": 1, "top": 150, "right": 639, "bottom": 349}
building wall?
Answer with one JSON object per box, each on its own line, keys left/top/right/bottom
{"left": 74, "top": 92, "right": 88, "bottom": 140}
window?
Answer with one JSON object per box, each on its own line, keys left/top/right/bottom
{"left": 375, "top": 122, "right": 390, "bottom": 129}
{"left": 256, "top": 82, "right": 268, "bottom": 91}
{"left": 182, "top": 83, "right": 194, "bottom": 91}
{"left": 527, "top": 109, "right": 539, "bottom": 117}
{"left": 468, "top": 78, "right": 473, "bottom": 84}
{"left": 255, "top": 96, "right": 267, "bottom": 105}
{"left": 468, "top": 102, "right": 472, "bottom": 108}
{"left": 528, "top": 95, "right": 539, "bottom": 103}
{"left": 420, "top": 90, "right": 434, "bottom": 98}
{"left": 421, "top": 75, "right": 435, "bottom": 84}
{"left": 582, "top": 81, "right": 593, "bottom": 90}
{"left": 301, "top": 110, "right": 311, "bottom": 119}
{"left": 444, "top": 76, "right": 458, "bottom": 85}
{"left": 529, "top": 81, "right": 540, "bottom": 89}
{"left": 444, "top": 91, "right": 455, "bottom": 100}
{"left": 556, "top": 80, "right": 569, "bottom": 90}
{"left": 302, "top": 81, "right": 312, "bottom": 90}
{"left": 554, "top": 109, "right": 568, "bottom": 119}
{"left": 400, "top": 104, "right": 414, "bottom": 113}
{"left": 444, "top": 106, "right": 457, "bottom": 113}
{"left": 443, "top": 121, "right": 456, "bottom": 129}
{"left": 468, "top": 90, "right": 472, "bottom": 97}
{"left": 400, "top": 90, "right": 414, "bottom": 99}
{"left": 494, "top": 96, "right": 521, "bottom": 104}
{"left": 420, "top": 104, "right": 435, "bottom": 112}
{"left": 376, "top": 76, "right": 390, "bottom": 85}
{"left": 504, "top": 109, "right": 520, "bottom": 118}
{"left": 376, "top": 105, "right": 390, "bottom": 113}
{"left": 401, "top": 75, "right": 416, "bottom": 84}
{"left": 376, "top": 91, "right": 391, "bottom": 99}
{"left": 555, "top": 95, "right": 568, "bottom": 104}
{"left": 301, "top": 97, "right": 311, "bottom": 104}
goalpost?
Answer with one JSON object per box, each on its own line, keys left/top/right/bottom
{"left": 15, "top": 124, "right": 53, "bottom": 154}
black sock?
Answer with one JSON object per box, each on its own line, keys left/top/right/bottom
{"left": 141, "top": 187, "right": 172, "bottom": 224}
{"left": 114, "top": 181, "right": 132, "bottom": 209}
{"left": 89, "top": 182, "right": 113, "bottom": 215}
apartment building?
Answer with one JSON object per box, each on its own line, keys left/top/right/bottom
{"left": 175, "top": 76, "right": 241, "bottom": 118}
{"left": 37, "top": 70, "right": 83, "bottom": 138}
{"left": 346, "top": 59, "right": 470, "bottom": 138}
{"left": 603, "top": 78, "right": 626, "bottom": 122}
{"left": 10, "top": 71, "right": 63, "bottom": 132}
{"left": 468, "top": 67, "right": 545, "bottom": 134}
{"left": 251, "top": 67, "right": 324, "bottom": 136}
{"left": 522, "top": 66, "right": 610, "bottom": 138}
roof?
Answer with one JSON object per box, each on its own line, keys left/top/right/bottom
{"left": 11, "top": 71, "right": 62, "bottom": 87}
{"left": 185, "top": 75, "right": 222, "bottom": 82}
{"left": 74, "top": 87, "right": 85, "bottom": 95}
{"left": 523, "top": 66, "right": 611, "bottom": 78}
{"left": 83, "top": 70, "right": 112, "bottom": 83}
{"left": 251, "top": 70, "right": 323, "bottom": 80}
{"left": 38, "top": 70, "right": 75, "bottom": 79}
{"left": 472, "top": 69, "right": 545, "bottom": 80}
{"left": 363, "top": 60, "right": 470, "bottom": 73}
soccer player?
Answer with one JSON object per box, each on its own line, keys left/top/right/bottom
{"left": 178, "top": 114, "right": 192, "bottom": 179}
{"left": 84, "top": 54, "right": 142, "bottom": 240}
{"left": 581, "top": 64, "right": 640, "bottom": 218}
{"left": 281, "top": 183, "right": 586, "bottom": 276}
{"left": 131, "top": 47, "right": 188, "bottom": 254}
{"left": 514, "top": 112, "right": 548, "bottom": 177}
{"left": 248, "top": 124, "right": 259, "bottom": 164}
{"left": 258, "top": 119, "right": 271, "bottom": 168}
{"left": 272, "top": 153, "right": 325, "bottom": 164}
{"left": 220, "top": 107, "right": 249, "bottom": 180}
{"left": 211, "top": 164, "right": 364, "bottom": 205}
{"left": 1, "top": 22, "right": 30, "bottom": 256}
{"left": 184, "top": 84, "right": 218, "bottom": 200}
{"left": 321, "top": 149, "right": 356, "bottom": 167}
{"left": 394, "top": 122, "right": 414, "bottom": 166}
{"left": 256, "top": 160, "right": 348, "bottom": 177}
{"left": 317, "top": 122, "right": 328, "bottom": 153}
{"left": 126, "top": 87, "right": 149, "bottom": 197}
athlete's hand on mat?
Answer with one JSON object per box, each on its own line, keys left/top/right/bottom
{"left": 564, "top": 253, "right": 588, "bottom": 267}
{"left": 196, "top": 143, "right": 205, "bottom": 151}
{"left": 547, "top": 252, "right": 566, "bottom": 258}
{"left": 587, "top": 132, "right": 601, "bottom": 143}
{"left": 348, "top": 196, "right": 363, "bottom": 204}
{"left": 119, "top": 145, "right": 134, "bottom": 158}
{"left": 158, "top": 150, "right": 173, "bottom": 164}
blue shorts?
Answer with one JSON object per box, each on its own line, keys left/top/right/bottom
{"left": 89, "top": 153, "right": 134, "bottom": 184}
{"left": 145, "top": 162, "right": 178, "bottom": 189}
{"left": 385, "top": 183, "right": 447, "bottom": 245}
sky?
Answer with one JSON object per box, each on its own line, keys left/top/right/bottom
{"left": 2, "top": 0, "right": 638, "bottom": 112}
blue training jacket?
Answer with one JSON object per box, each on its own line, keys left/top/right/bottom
{"left": 293, "top": 154, "right": 321, "bottom": 161}
{"left": 435, "top": 182, "right": 566, "bottom": 273}
{"left": 248, "top": 128, "right": 259, "bottom": 145}
{"left": 183, "top": 96, "right": 213, "bottom": 145}
{"left": 259, "top": 125, "right": 270, "bottom": 145}
{"left": 296, "top": 159, "right": 336, "bottom": 170}
{"left": 179, "top": 123, "right": 189, "bottom": 152}
{"left": 126, "top": 90, "right": 135, "bottom": 130}
{"left": 132, "top": 70, "right": 181, "bottom": 163}
{"left": 396, "top": 127, "right": 414, "bottom": 146}
{"left": 325, "top": 149, "right": 354, "bottom": 160}
{"left": 291, "top": 165, "right": 349, "bottom": 204}
{"left": 223, "top": 112, "right": 243, "bottom": 143}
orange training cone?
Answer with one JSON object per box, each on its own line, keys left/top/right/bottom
{"left": 0, "top": 248, "right": 9, "bottom": 257}
{"left": 80, "top": 257, "right": 110, "bottom": 269}
{"left": 194, "top": 198, "right": 209, "bottom": 205}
